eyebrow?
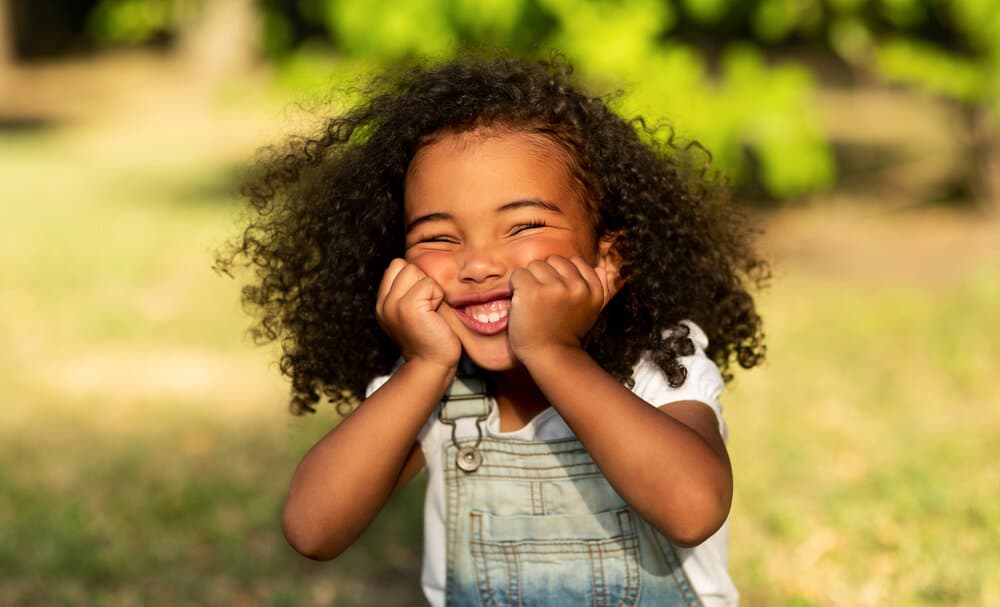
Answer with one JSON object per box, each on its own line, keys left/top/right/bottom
{"left": 497, "top": 198, "right": 563, "bottom": 214}
{"left": 405, "top": 199, "right": 563, "bottom": 234}
{"left": 405, "top": 212, "right": 452, "bottom": 234}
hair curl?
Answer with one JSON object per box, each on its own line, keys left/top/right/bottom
{"left": 217, "top": 54, "right": 768, "bottom": 415}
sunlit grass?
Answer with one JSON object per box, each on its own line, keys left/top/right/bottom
{"left": 728, "top": 270, "right": 1000, "bottom": 606}
{"left": 0, "top": 397, "right": 427, "bottom": 606}
{"left": 3, "top": 111, "right": 998, "bottom": 605}
{"left": 1, "top": 127, "right": 426, "bottom": 606}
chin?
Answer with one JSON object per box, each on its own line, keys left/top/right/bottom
{"left": 461, "top": 338, "right": 520, "bottom": 372}
{"left": 467, "top": 354, "right": 520, "bottom": 372}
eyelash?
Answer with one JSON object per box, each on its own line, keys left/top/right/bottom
{"left": 417, "top": 235, "right": 457, "bottom": 244}
{"left": 511, "top": 219, "right": 548, "bottom": 234}
{"left": 414, "top": 219, "right": 548, "bottom": 244}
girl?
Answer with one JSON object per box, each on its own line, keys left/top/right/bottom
{"left": 221, "top": 56, "right": 767, "bottom": 606}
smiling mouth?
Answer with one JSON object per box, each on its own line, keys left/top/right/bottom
{"left": 453, "top": 298, "right": 511, "bottom": 335}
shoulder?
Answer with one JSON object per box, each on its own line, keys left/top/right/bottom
{"left": 631, "top": 321, "right": 728, "bottom": 439}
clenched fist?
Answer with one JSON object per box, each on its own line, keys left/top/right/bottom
{"left": 376, "top": 258, "right": 461, "bottom": 371}
{"left": 507, "top": 255, "right": 612, "bottom": 361}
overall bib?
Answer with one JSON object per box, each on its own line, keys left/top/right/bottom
{"left": 439, "top": 377, "right": 704, "bottom": 607}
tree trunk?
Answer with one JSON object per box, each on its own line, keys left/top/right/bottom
{"left": 176, "top": 0, "right": 259, "bottom": 85}
{"left": 967, "top": 104, "right": 1000, "bottom": 212}
{"left": 0, "top": 0, "right": 13, "bottom": 74}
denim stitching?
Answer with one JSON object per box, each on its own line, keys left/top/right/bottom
{"left": 593, "top": 543, "right": 605, "bottom": 607}
{"left": 501, "top": 544, "right": 515, "bottom": 607}
{"left": 585, "top": 543, "right": 597, "bottom": 607}
{"left": 450, "top": 433, "right": 705, "bottom": 606}
{"left": 446, "top": 471, "right": 605, "bottom": 482}
{"left": 625, "top": 511, "right": 641, "bottom": 607}
{"left": 659, "top": 535, "right": 701, "bottom": 607}
{"left": 456, "top": 466, "right": 597, "bottom": 472}
{"left": 445, "top": 444, "right": 459, "bottom": 606}
{"left": 470, "top": 541, "right": 635, "bottom": 555}
{"left": 470, "top": 513, "right": 499, "bottom": 607}
{"left": 470, "top": 535, "right": 632, "bottom": 547}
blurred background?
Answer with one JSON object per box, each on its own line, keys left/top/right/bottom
{"left": 1, "top": 0, "right": 997, "bottom": 605}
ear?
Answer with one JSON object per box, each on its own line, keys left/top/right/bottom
{"left": 597, "top": 231, "right": 624, "bottom": 300}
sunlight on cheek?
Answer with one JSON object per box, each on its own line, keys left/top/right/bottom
{"left": 406, "top": 250, "right": 454, "bottom": 280}
{"left": 509, "top": 236, "right": 599, "bottom": 268}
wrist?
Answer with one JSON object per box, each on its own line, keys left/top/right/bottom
{"left": 400, "top": 356, "right": 459, "bottom": 393}
{"left": 515, "top": 340, "right": 585, "bottom": 370}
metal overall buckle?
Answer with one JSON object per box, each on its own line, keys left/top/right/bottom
{"left": 438, "top": 375, "right": 491, "bottom": 473}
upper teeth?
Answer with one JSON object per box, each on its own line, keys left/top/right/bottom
{"left": 472, "top": 309, "right": 508, "bottom": 323}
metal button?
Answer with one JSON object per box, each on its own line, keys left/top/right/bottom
{"left": 456, "top": 446, "right": 482, "bottom": 472}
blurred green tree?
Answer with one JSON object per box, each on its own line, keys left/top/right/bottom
{"left": 75, "top": 0, "right": 1000, "bottom": 204}
{"left": 87, "top": 0, "right": 197, "bottom": 45}
{"left": 262, "top": 0, "right": 834, "bottom": 200}
{"left": 860, "top": 0, "right": 1000, "bottom": 204}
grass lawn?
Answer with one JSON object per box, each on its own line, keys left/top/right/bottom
{"left": 2, "top": 78, "right": 998, "bottom": 606}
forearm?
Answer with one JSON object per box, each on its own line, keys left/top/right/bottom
{"left": 521, "top": 345, "right": 732, "bottom": 546}
{"left": 282, "top": 359, "right": 452, "bottom": 559}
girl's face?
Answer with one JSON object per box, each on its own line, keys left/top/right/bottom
{"left": 404, "top": 129, "right": 616, "bottom": 371}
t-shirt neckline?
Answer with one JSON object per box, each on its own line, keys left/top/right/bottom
{"left": 485, "top": 399, "right": 559, "bottom": 439}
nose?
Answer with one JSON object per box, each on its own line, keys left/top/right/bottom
{"left": 458, "top": 245, "right": 506, "bottom": 284}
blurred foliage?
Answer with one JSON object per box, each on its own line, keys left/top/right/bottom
{"left": 274, "top": 0, "right": 836, "bottom": 198}
{"left": 81, "top": 0, "right": 1000, "bottom": 199}
{"left": 823, "top": 0, "right": 1000, "bottom": 118}
{"left": 87, "top": 0, "right": 202, "bottom": 44}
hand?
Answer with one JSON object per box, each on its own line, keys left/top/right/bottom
{"left": 376, "top": 259, "right": 461, "bottom": 371}
{"left": 507, "top": 255, "right": 612, "bottom": 361}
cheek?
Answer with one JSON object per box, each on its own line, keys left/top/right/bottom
{"left": 509, "top": 237, "right": 599, "bottom": 267}
{"left": 405, "top": 250, "right": 455, "bottom": 282}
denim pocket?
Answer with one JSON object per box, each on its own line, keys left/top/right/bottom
{"left": 469, "top": 507, "right": 640, "bottom": 607}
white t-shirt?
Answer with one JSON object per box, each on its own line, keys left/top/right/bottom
{"left": 366, "top": 321, "right": 738, "bottom": 607}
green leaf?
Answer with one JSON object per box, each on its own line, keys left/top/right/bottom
{"left": 681, "top": 0, "right": 730, "bottom": 25}
{"left": 323, "top": 0, "right": 457, "bottom": 60}
{"left": 876, "top": 38, "right": 986, "bottom": 103}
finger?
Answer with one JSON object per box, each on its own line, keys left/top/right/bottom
{"left": 510, "top": 266, "right": 541, "bottom": 294}
{"left": 524, "top": 258, "right": 564, "bottom": 285}
{"left": 376, "top": 258, "right": 409, "bottom": 318}
{"left": 379, "top": 263, "right": 429, "bottom": 328}
{"left": 399, "top": 275, "right": 446, "bottom": 313}
{"left": 546, "top": 255, "right": 588, "bottom": 285}
{"left": 385, "top": 263, "right": 428, "bottom": 302}
{"left": 565, "top": 256, "right": 605, "bottom": 302}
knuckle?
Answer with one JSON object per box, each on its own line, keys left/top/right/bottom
{"left": 383, "top": 258, "right": 405, "bottom": 276}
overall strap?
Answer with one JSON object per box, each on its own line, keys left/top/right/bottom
{"left": 439, "top": 373, "right": 492, "bottom": 473}
{"left": 441, "top": 376, "right": 491, "bottom": 421}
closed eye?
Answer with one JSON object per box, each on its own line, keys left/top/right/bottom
{"left": 510, "top": 219, "right": 548, "bottom": 235}
{"left": 417, "top": 235, "right": 458, "bottom": 244}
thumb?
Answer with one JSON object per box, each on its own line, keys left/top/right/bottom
{"left": 410, "top": 276, "right": 446, "bottom": 312}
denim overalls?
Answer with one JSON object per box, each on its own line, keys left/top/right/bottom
{"left": 438, "top": 376, "right": 704, "bottom": 607}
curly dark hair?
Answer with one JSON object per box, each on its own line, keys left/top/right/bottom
{"left": 217, "top": 54, "right": 768, "bottom": 415}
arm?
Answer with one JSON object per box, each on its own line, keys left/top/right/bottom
{"left": 521, "top": 346, "right": 731, "bottom": 547}
{"left": 282, "top": 359, "right": 449, "bottom": 560}
{"left": 282, "top": 259, "right": 461, "bottom": 560}
{"left": 509, "top": 256, "right": 732, "bottom": 547}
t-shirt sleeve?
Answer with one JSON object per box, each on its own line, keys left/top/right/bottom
{"left": 364, "top": 364, "right": 439, "bottom": 445}
{"left": 363, "top": 374, "right": 391, "bottom": 398}
{"left": 630, "top": 321, "right": 729, "bottom": 441}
